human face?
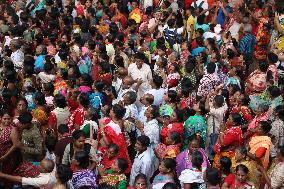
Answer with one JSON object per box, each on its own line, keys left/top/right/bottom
{"left": 193, "top": 102, "right": 200, "bottom": 112}
{"left": 158, "top": 161, "right": 169, "bottom": 174}
{"left": 134, "top": 178, "right": 147, "bottom": 189}
{"left": 107, "top": 147, "right": 117, "bottom": 159}
{"left": 134, "top": 141, "right": 145, "bottom": 153}
{"left": 144, "top": 107, "right": 152, "bottom": 119}
{"left": 170, "top": 112, "right": 177, "bottom": 123}
{"left": 111, "top": 160, "right": 120, "bottom": 173}
{"left": 1, "top": 113, "right": 12, "bottom": 127}
{"left": 74, "top": 136, "right": 86, "bottom": 149}
{"left": 235, "top": 149, "right": 245, "bottom": 161}
{"left": 61, "top": 35, "right": 68, "bottom": 42}
{"left": 236, "top": 169, "right": 248, "bottom": 183}
{"left": 136, "top": 59, "right": 144, "bottom": 69}
{"left": 85, "top": 0, "right": 92, "bottom": 8}
{"left": 188, "top": 140, "right": 199, "bottom": 153}
{"left": 17, "top": 100, "right": 27, "bottom": 113}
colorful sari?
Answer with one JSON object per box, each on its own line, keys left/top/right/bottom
{"left": 254, "top": 17, "right": 270, "bottom": 61}
{"left": 176, "top": 149, "right": 209, "bottom": 177}
{"left": 72, "top": 169, "right": 97, "bottom": 189}
{"left": 159, "top": 104, "right": 174, "bottom": 117}
{"left": 67, "top": 106, "right": 87, "bottom": 133}
{"left": 231, "top": 156, "right": 261, "bottom": 188}
{"left": 99, "top": 170, "right": 127, "bottom": 189}
{"left": 245, "top": 70, "right": 267, "bottom": 95}
{"left": 231, "top": 105, "right": 253, "bottom": 123}
{"left": 213, "top": 126, "right": 243, "bottom": 168}
{"left": 155, "top": 143, "right": 180, "bottom": 159}
{"left": 152, "top": 174, "right": 175, "bottom": 189}
{"left": 98, "top": 119, "right": 131, "bottom": 173}
{"left": 183, "top": 115, "right": 207, "bottom": 150}
{"left": 160, "top": 122, "right": 184, "bottom": 143}
{"left": 32, "top": 107, "right": 48, "bottom": 129}
{"left": 249, "top": 136, "right": 272, "bottom": 170}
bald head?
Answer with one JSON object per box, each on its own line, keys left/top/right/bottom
{"left": 41, "top": 159, "right": 55, "bottom": 173}
{"left": 141, "top": 93, "right": 154, "bottom": 106}
{"left": 117, "top": 67, "right": 128, "bottom": 77}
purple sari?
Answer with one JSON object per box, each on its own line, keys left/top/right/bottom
{"left": 176, "top": 148, "right": 209, "bottom": 177}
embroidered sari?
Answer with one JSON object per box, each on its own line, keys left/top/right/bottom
{"left": 99, "top": 170, "right": 127, "bottom": 189}
{"left": 155, "top": 143, "right": 180, "bottom": 159}
{"left": 67, "top": 106, "right": 87, "bottom": 133}
{"left": 245, "top": 70, "right": 267, "bottom": 95}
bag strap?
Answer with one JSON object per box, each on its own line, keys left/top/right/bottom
{"left": 212, "top": 116, "right": 215, "bottom": 134}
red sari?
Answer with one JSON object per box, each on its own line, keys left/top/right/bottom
{"left": 231, "top": 105, "right": 253, "bottom": 123}
{"left": 213, "top": 126, "right": 243, "bottom": 168}
{"left": 160, "top": 122, "right": 184, "bottom": 143}
{"left": 98, "top": 119, "right": 131, "bottom": 173}
{"left": 67, "top": 106, "right": 87, "bottom": 133}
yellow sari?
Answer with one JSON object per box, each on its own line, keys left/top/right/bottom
{"left": 249, "top": 136, "right": 272, "bottom": 170}
{"left": 231, "top": 156, "right": 261, "bottom": 188}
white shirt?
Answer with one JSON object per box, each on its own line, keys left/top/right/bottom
{"left": 130, "top": 148, "right": 157, "bottom": 186}
{"left": 38, "top": 72, "right": 56, "bottom": 84}
{"left": 162, "top": 25, "right": 184, "bottom": 35}
{"left": 138, "top": 105, "right": 148, "bottom": 124}
{"left": 143, "top": 119, "right": 160, "bottom": 149}
{"left": 143, "top": 0, "right": 153, "bottom": 10}
{"left": 128, "top": 63, "right": 152, "bottom": 98}
{"left": 22, "top": 172, "right": 56, "bottom": 189}
{"left": 146, "top": 88, "right": 165, "bottom": 106}
{"left": 124, "top": 104, "right": 139, "bottom": 120}
{"left": 11, "top": 49, "right": 24, "bottom": 69}
{"left": 207, "top": 102, "right": 228, "bottom": 136}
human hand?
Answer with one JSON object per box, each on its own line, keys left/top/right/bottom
{"left": 136, "top": 121, "right": 144, "bottom": 131}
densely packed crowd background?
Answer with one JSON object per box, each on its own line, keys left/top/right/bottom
{"left": 0, "top": 0, "right": 283, "bottom": 188}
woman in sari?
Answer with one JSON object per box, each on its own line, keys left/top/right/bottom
{"left": 249, "top": 121, "right": 272, "bottom": 170}
{"left": 155, "top": 131, "right": 181, "bottom": 160}
{"left": 32, "top": 92, "right": 48, "bottom": 129}
{"left": 213, "top": 113, "right": 243, "bottom": 169}
{"left": 71, "top": 151, "right": 97, "bottom": 189}
{"left": 245, "top": 60, "right": 269, "bottom": 96}
{"left": 231, "top": 94, "right": 253, "bottom": 124}
{"left": 183, "top": 101, "right": 208, "bottom": 150}
{"left": 99, "top": 158, "right": 128, "bottom": 189}
{"left": 68, "top": 93, "right": 89, "bottom": 133}
{"left": 160, "top": 109, "right": 184, "bottom": 144}
{"left": 13, "top": 98, "right": 28, "bottom": 126}
{"left": 0, "top": 110, "right": 20, "bottom": 188}
{"left": 176, "top": 138, "right": 209, "bottom": 177}
{"left": 248, "top": 104, "right": 270, "bottom": 131}
{"left": 231, "top": 146, "right": 261, "bottom": 188}
{"left": 98, "top": 104, "right": 131, "bottom": 173}
{"left": 159, "top": 90, "right": 179, "bottom": 117}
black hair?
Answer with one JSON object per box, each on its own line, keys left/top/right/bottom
{"left": 16, "top": 97, "right": 28, "bottom": 107}
{"left": 144, "top": 94, "right": 154, "bottom": 105}
{"left": 54, "top": 94, "right": 67, "bottom": 108}
{"left": 260, "top": 121, "right": 272, "bottom": 134}
{"left": 268, "top": 52, "right": 278, "bottom": 64}
{"left": 152, "top": 74, "right": 163, "bottom": 88}
{"left": 56, "top": 164, "right": 73, "bottom": 183}
{"left": 174, "top": 109, "right": 184, "bottom": 122}
{"left": 116, "top": 158, "right": 129, "bottom": 173}
{"left": 198, "top": 100, "right": 207, "bottom": 116}
{"left": 137, "top": 135, "right": 150, "bottom": 147}
{"left": 18, "top": 112, "right": 33, "bottom": 124}
{"left": 236, "top": 164, "right": 249, "bottom": 174}
{"left": 231, "top": 113, "right": 243, "bottom": 126}
{"left": 268, "top": 86, "right": 281, "bottom": 98}
{"left": 94, "top": 81, "right": 105, "bottom": 92}
{"left": 162, "top": 183, "right": 178, "bottom": 189}
{"left": 197, "top": 15, "right": 205, "bottom": 25}
{"left": 45, "top": 134, "right": 57, "bottom": 152}
{"left": 205, "top": 167, "right": 220, "bottom": 186}
{"left": 59, "top": 69, "right": 68, "bottom": 80}
{"left": 162, "top": 158, "right": 176, "bottom": 172}
{"left": 206, "top": 63, "right": 216, "bottom": 74}
{"left": 78, "top": 93, "right": 90, "bottom": 108}
{"left": 196, "top": 36, "right": 204, "bottom": 46}
{"left": 43, "top": 83, "right": 54, "bottom": 94}
{"left": 241, "top": 94, "right": 250, "bottom": 106}
{"left": 80, "top": 74, "right": 92, "bottom": 87}
{"left": 112, "top": 104, "right": 126, "bottom": 119}
{"left": 167, "top": 90, "right": 180, "bottom": 103}
{"left": 58, "top": 124, "right": 69, "bottom": 135}
{"left": 149, "top": 105, "right": 159, "bottom": 118}
{"left": 98, "top": 183, "right": 115, "bottom": 189}
{"left": 34, "top": 92, "right": 46, "bottom": 106}
{"left": 44, "top": 62, "right": 54, "bottom": 73}
{"left": 192, "top": 151, "right": 203, "bottom": 170}
{"left": 259, "top": 60, "right": 269, "bottom": 72}
{"left": 74, "top": 151, "right": 89, "bottom": 169}
{"left": 125, "top": 91, "right": 137, "bottom": 104}
{"left": 108, "top": 143, "right": 119, "bottom": 154}
{"left": 135, "top": 52, "right": 146, "bottom": 61}
{"left": 196, "top": 28, "right": 204, "bottom": 36}
{"left": 237, "top": 146, "right": 248, "bottom": 156}
{"left": 114, "top": 55, "right": 124, "bottom": 68}
{"left": 72, "top": 130, "right": 86, "bottom": 140}
{"left": 168, "top": 131, "right": 181, "bottom": 144}
{"left": 214, "top": 95, "right": 224, "bottom": 108}
{"left": 23, "top": 64, "right": 35, "bottom": 77}
{"left": 220, "top": 156, "right": 232, "bottom": 175}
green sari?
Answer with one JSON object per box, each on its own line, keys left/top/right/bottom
{"left": 182, "top": 115, "right": 207, "bottom": 150}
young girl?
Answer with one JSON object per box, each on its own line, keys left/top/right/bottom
{"left": 155, "top": 131, "right": 181, "bottom": 160}
{"left": 222, "top": 164, "right": 255, "bottom": 189}
{"left": 152, "top": 158, "right": 176, "bottom": 189}
{"left": 80, "top": 107, "right": 100, "bottom": 143}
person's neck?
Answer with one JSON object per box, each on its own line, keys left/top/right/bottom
{"left": 146, "top": 117, "right": 153, "bottom": 122}
{"left": 138, "top": 148, "right": 147, "bottom": 155}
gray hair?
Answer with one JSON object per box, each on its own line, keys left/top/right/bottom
{"left": 244, "top": 24, "right": 252, "bottom": 33}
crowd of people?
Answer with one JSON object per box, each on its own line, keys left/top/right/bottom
{"left": 0, "top": 0, "right": 283, "bottom": 188}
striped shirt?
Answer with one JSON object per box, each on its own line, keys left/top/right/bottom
{"left": 239, "top": 33, "right": 256, "bottom": 55}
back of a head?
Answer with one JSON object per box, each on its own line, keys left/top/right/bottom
{"left": 137, "top": 135, "right": 150, "bottom": 148}
{"left": 18, "top": 111, "right": 33, "bottom": 124}
{"left": 206, "top": 167, "right": 221, "bottom": 186}
{"left": 192, "top": 151, "right": 203, "bottom": 169}
{"left": 74, "top": 150, "right": 89, "bottom": 169}
{"left": 162, "top": 183, "right": 178, "bottom": 189}
{"left": 42, "top": 159, "right": 55, "bottom": 173}
{"left": 57, "top": 164, "right": 73, "bottom": 184}
{"left": 58, "top": 124, "right": 69, "bottom": 135}
{"left": 206, "top": 63, "right": 216, "bottom": 74}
